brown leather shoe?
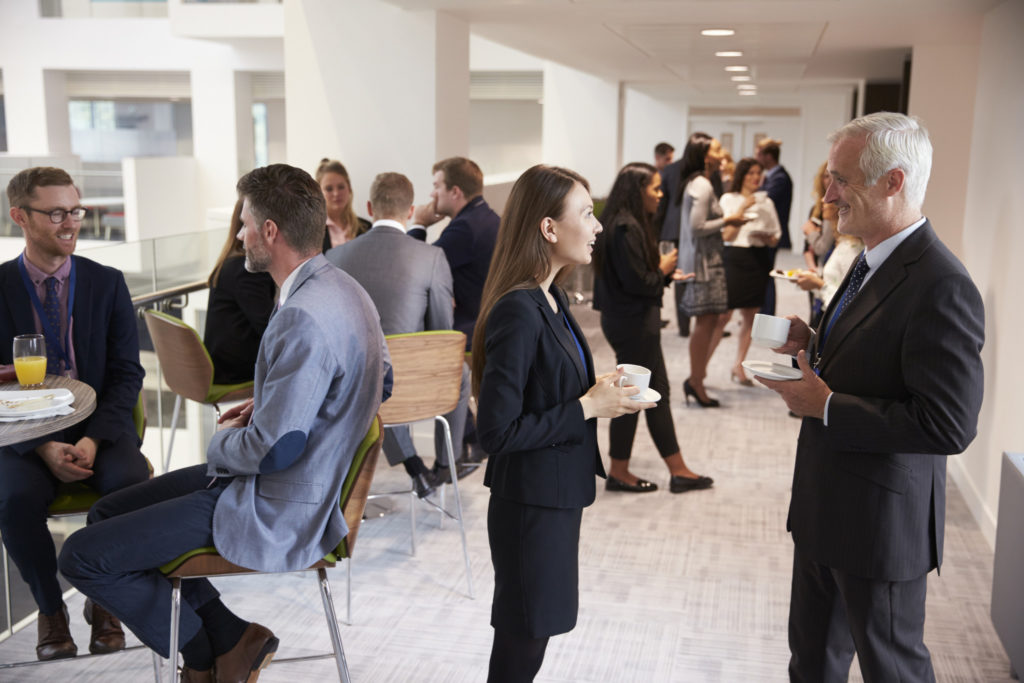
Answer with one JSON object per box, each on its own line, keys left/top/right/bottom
{"left": 181, "top": 666, "right": 215, "bottom": 682}
{"left": 214, "top": 622, "right": 278, "bottom": 683}
{"left": 36, "top": 603, "right": 77, "bottom": 661}
{"left": 84, "top": 598, "right": 126, "bottom": 654}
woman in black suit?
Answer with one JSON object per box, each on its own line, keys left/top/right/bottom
{"left": 316, "top": 158, "right": 371, "bottom": 252}
{"left": 593, "top": 162, "right": 712, "bottom": 494}
{"left": 203, "top": 198, "right": 276, "bottom": 384}
{"left": 472, "top": 165, "right": 653, "bottom": 682}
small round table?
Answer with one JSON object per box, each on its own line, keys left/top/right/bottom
{"left": 0, "top": 375, "right": 97, "bottom": 448}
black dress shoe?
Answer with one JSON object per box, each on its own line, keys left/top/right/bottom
{"left": 669, "top": 475, "right": 714, "bottom": 493}
{"left": 605, "top": 475, "right": 658, "bottom": 493}
{"left": 37, "top": 603, "right": 77, "bottom": 661}
{"left": 411, "top": 473, "right": 436, "bottom": 499}
{"left": 429, "top": 462, "right": 479, "bottom": 485}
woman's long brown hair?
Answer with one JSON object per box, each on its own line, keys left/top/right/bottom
{"left": 470, "top": 165, "right": 589, "bottom": 399}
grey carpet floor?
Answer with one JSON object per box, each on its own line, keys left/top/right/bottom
{"left": 0, "top": 253, "right": 1013, "bottom": 682}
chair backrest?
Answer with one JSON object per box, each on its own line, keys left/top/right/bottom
{"left": 378, "top": 331, "right": 466, "bottom": 426}
{"left": 333, "top": 414, "right": 383, "bottom": 560}
{"left": 143, "top": 309, "right": 214, "bottom": 403}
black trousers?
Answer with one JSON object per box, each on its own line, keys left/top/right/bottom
{"left": 788, "top": 545, "right": 935, "bottom": 683}
{"left": 0, "top": 432, "right": 148, "bottom": 614}
{"left": 599, "top": 307, "right": 679, "bottom": 461}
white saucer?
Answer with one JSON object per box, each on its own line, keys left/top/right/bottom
{"left": 742, "top": 360, "right": 802, "bottom": 381}
{"left": 629, "top": 387, "right": 661, "bottom": 402}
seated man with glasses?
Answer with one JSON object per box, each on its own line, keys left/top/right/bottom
{"left": 0, "top": 166, "right": 148, "bottom": 660}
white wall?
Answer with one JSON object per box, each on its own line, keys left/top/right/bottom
{"left": 469, "top": 99, "right": 541, "bottom": 179}
{"left": 542, "top": 61, "right": 619, "bottom": 197}
{"left": 284, "top": 0, "right": 469, "bottom": 208}
{"left": 622, "top": 87, "right": 687, "bottom": 169}
{"left": 949, "top": 0, "right": 1024, "bottom": 546}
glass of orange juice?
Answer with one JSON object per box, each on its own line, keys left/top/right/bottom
{"left": 13, "top": 334, "right": 47, "bottom": 388}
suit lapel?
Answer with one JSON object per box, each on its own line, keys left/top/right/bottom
{"left": 817, "top": 223, "right": 935, "bottom": 374}
{"left": 69, "top": 256, "right": 91, "bottom": 369}
{"left": 529, "top": 286, "right": 589, "bottom": 389}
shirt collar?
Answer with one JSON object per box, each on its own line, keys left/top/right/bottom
{"left": 371, "top": 219, "right": 407, "bottom": 233}
{"left": 22, "top": 252, "right": 72, "bottom": 284}
{"left": 863, "top": 216, "right": 927, "bottom": 272}
{"left": 278, "top": 256, "right": 315, "bottom": 305}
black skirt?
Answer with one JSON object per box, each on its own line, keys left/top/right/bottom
{"left": 488, "top": 494, "right": 583, "bottom": 638}
{"left": 724, "top": 245, "right": 773, "bottom": 309}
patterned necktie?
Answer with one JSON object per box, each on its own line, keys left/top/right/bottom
{"left": 43, "top": 277, "right": 62, "bottom": 374}
{"left": 820, "top": 252, "right": 870, "bottom": 350}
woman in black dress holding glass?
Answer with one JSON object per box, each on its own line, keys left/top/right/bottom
{"left": 593, "top": 162, "right": 712, "bottom": 494}
{"left": 472, "top": 165, "right": 652, "bottom": 682}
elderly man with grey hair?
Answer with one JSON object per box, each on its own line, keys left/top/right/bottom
{"left": 758, "top": 112, "right": 985, "bottom": 683}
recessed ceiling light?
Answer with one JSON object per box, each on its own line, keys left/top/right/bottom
{"left": 715, "top": 51, "right": 743, "bottom": 58}
{"left": 731, "top": 76, "right": 752, "bottom": 82}
{"left": 737, "top": 84, "right": 757, "bottom": 90}
{"left": 725, "top": 66, "right": 749, "bottom": 72}
{"left": 701, "top": 29, "right": 735, "bottom": 37}
{"left": 738, "top": 91, "right": 757, "bottom": 96}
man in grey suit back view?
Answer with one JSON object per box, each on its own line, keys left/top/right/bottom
{"left": 59, "top": 164, "right": 392, "bottom": 682}
{"left": 327, "top": 172, "right": 474, "bottom": 498}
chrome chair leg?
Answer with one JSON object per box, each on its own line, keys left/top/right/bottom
{"left": 162, "top": 395, "right": 183, "bottom": 473}
{"left": 345, "top": 557, "right": 353, "bottom": 626}
{"left": 167, "top": 577, "right": 182, "bottom": 680}
{"left": 436, "top": 416, "right": 474, "bottom": 599}
{"left": 317, "top": 567, "right": 351, "bottom": 683}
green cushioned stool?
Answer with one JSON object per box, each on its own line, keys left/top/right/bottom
{"left": 142, "top": 310, "right": 254, "bottom": 473}
{"left": 154, "top": 416, "right": 382, "bottom": 683}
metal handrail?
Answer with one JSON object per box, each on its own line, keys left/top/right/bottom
{"left": 131, "top": 279, "right": 208, "bottom": 312}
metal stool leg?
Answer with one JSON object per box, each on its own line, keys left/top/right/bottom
{"left": 436, "top": 416, "right": 474, "bottom": 598}
{"left": 317, "top": 567, "right": 351, "bottom": 683}
{"left": 162, "top": 395, "right": 183, "bottom": 473}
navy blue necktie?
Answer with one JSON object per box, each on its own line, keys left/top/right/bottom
{"left": 43, "top": 277, "right": 62, "bottom": 374}
{"left": 820, "top": 253, "right": 869, "bottom": 350}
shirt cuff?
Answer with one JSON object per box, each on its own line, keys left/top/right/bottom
{"left": 823, "top": 392, "right": 833, "bottom": 426}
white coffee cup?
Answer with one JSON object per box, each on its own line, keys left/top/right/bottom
{"left": 615, "top": 364, "right": 651, "bottom": 393}
{"left": 751, "top": 314, "right": 791, "bottom": 348}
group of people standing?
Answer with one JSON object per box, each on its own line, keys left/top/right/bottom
{"left": 0, "top": 110, "right": 985, "bottom": 683}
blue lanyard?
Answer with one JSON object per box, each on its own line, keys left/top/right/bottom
{"left": 17, "top": 253, "right": 76, "bottom": 371}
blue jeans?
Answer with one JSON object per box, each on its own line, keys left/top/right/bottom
{"left": 58, "top": 464, "right": 227, "bottom": 657}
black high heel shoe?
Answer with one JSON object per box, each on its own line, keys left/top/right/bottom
{"left": 683, "top": 379, "right": 720, "bottom": 408}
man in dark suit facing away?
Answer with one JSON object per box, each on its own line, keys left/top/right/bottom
{"left": 759, "top": 112, "right": 984, "bottom": 683}
{"left": 757, "top": 137, "right": 793, "bottom": 315}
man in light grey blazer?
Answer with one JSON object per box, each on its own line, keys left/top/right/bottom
{"left": 59, "top": 164, "right": 391, "bottom": 683}
{"left": 327, "top": 172, "right": 473, "bottom": 498}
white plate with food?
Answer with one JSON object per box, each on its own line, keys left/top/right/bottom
{"left": 770, "top": 269, "right": 802, "bottom": 282}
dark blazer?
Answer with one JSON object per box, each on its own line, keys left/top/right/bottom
{"left": 0, "top": 255, "right": 144, "bottom": 450}
{"left": 655, "top": 159, "right": 684, "bottom": 243}
{"left": 477, "top": 286, "right": 606, "bottom": 509}
{"left": 203, "top": 256, "right": 276, "bottom": 385}
{"left": 433, "top": 196, "right": 500, "bottom": 348}
{"left": 593, "top": 211, "right": 670, "bottom": 318}
{"left": 320, "top": 216, "right": 371, "bottom": 254}
{"left": 762, "top": 165, "right": 793, "bottom": 249}
{"left": 790, "top": 221, "right": 984, "bottom": 582}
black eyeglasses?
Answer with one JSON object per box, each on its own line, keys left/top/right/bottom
{"left": 22, "top": 206, "right": 88, "bottom": 224}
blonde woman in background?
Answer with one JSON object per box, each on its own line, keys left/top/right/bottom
{"left": 315, "top": 158, "right": 371, "bottom": 252}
